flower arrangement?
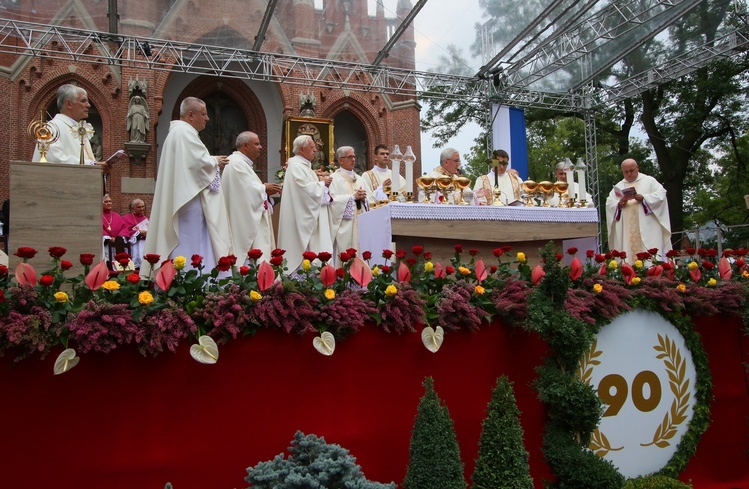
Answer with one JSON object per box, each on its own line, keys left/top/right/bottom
{"left": 0, "top": 243, "right": 747, "bottom": 374}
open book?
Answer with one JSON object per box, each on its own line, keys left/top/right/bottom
{"left": 614, "top": 186, "right": 637, "bottom": 199}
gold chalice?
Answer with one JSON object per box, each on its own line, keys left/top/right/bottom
{"left": 435, "top": 175, "right": 454, "bottom": 204}
{"left": 538, "top": 181, "right": 555, "bottom": 207}
{"left": 522, "top": 180, "right": 538, "bottom": 206}
{"left": 454, "top": 176, "right": 472, "bottom": 205}
{"left": 553, "top": 181, "right": 569, "bottom": 208}
{"left": 416, "top": 175, "right": 435, "bottom": 203}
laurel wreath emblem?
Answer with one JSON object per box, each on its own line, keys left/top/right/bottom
{"left": 640, "top": 333, "right": 691, "bottom": 448}
{"left": 577, "top": 339, "right": 623, "bottom": 456}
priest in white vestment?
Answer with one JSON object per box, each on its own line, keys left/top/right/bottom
{"left": 606, "top": 159, "right": 672, "bottom": 263}
{"left": 361, "top": 144, "right": 406, "bottom": 204}
{"left": 426, "top": 147, "right": 462, "bottom": 204}
{"left": 548, "top": 161, "right": 594, "bottom": 207}
{"left": 141, "top": 97, "right": 231, "bottom": 276}
{"left": 329, "top": 146, "right": 369, "bottom": 259}
{"left": 32, "top": 84, "right": 110, "bottom": 167}
{"left": 223, "top": 131, "right": 282, "bottom": 263}
{"left": 473, "top": 150, "right": 523, "bottom": 205}
{"left": 277, "top": 135, "right": 350, "bottom": 273}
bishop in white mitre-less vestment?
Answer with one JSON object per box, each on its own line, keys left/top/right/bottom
{"left": 329, "top": 167, "right": 368, "bottom": 256}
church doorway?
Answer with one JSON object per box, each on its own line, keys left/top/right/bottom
{"left": 333, "top": 110, "right": 368, "bottom": 174}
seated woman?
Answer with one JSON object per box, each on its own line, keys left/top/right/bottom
{"left": 120, "top": 198, "right": 149, "bottom": 269}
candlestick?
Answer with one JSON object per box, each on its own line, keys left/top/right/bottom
{"left": 575, "top": 157, "right": 587, "bottom": 204}
{"left": 403, "top": 145, "right": 415, "bottom": 194}
{"left": 390, "top": 144, "right": 402, "bottom": 198}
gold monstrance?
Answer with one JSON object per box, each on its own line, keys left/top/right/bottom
{"left": 27, "top": 112, "right": 59, "bottom": 163}
{"left": 71, "top": 121, "right": 95, "bottom": 165}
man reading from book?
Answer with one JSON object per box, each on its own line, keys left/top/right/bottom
{"left": 605, "top": 158, "right": 672, "bottom": 264}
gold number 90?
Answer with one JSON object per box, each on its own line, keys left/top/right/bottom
{"left": 598, "top": 371, "right": 661, "bottom": 417}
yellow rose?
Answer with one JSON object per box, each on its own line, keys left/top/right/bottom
{"left": 102, "top": 280, "right": 120, "bottom": 291}
{"left": 302, "top": 259, "right": 311, "bottom": 271}
{"left": 677, "top": 283, "right": 687, "bottom": 292}
{"left": 707, "top": 278, "right": 717, "bottom": 287}
{"left": 173, "top": 256, "right": 186, "bottom": 270}
{"left": 138, "top": 291, "right": 154, "bottom": 305}
{"left": 608, "top": 260, "right": 618, "bottom": 269}
{"left": 688, "top": 261, "right": 699, "bottom": 270}
{"left": 593, "top": 283, "right": 603, "bottom": 294}
{"left": 517, "top": 252, "right": 526, "bottom": 263}
{"left": 372, "top": 266, "right": 380, "bottom": 276}
{"left": 743, "top": 270, "right": 749, "bottom": 279}
{"left": 250, "top": 290, "right": 262, "bottom": 301}
{"left": 385, "top": 284, "right": 398, "bottom": 297}
{"left": 634, "top": 260, "right": 643, "bottom": 269}
{"left": 424, "top": 261, "right": 434, "bottom": 272}
{"left": 474, "top": 285, "right": 485, "bottom": 295}
{"left": 631, "top": 277, "right": 641, "bottom": 286}
{"left": 54, "top": 291, "right": 68, "bottom": 303}
{"left": 324, "top": 288, "right": 336, "bottom": 300}
{"left": 458, "top": 266, "right": 471, "bottom": 276}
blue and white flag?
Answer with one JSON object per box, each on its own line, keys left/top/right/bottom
{"left": 491, "top": 104, "right": 528, "bottom": 179}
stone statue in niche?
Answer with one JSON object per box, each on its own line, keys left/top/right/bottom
{"left": 300, "top": 92, "right": 317, "bottom": 118}
{"left": 127, "top": 95, "right": 150, "bottom": 143}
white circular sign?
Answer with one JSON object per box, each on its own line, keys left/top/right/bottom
{"left": 578, "top": 310, "right": 697, "bottom": 478}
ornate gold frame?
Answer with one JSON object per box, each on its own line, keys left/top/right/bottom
{"left": 285, "top": 117, "right": 335, "bottom": 169}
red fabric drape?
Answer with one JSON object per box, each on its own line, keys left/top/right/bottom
{"left": 0, "top": 316, "right": 746, "bottom": 488}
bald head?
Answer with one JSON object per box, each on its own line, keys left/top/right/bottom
{"left": 621, "top": 158, "right": 639, "bottom": 183}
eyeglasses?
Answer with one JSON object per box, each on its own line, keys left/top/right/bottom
{"left": 340, "top": 155, "right": 357, "bottom": 159}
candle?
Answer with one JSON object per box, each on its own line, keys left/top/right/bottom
{"left": 565, "top": 168, "right": 575, "bottom": 201}
{"left": 403, "top": 145, "right": 415, "bottom": 194}
{"left": 494, "top": 166, "right": 498, "bottom": 188}
{"left": 576, "top": 167, "right": 587, "bottom": 203}
{"left": 392, "top": 159, "right": 400, "bottom": 196}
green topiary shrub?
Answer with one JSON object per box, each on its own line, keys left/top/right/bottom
{"left": 244, "top": 430, "right": 396, "bottom": 488}
{"left": 471, "top": 376, "right": 533, "bottom": 489}
{"left": 623, "top": 475, "right": 693, "bottom": 488}
{"left": 403, "top": 377, "right": 466, "bottom": 489}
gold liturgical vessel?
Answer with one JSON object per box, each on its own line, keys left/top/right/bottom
{"left": 27, "top": 112, "right": 60, "bottom": 163}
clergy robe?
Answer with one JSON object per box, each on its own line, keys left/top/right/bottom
{"left": 605, "top": 172, "right": 672, "bottom": 263}
{"left": 32, "top": 113, "right": 95, "bottom": 164}
{"left": 361, "top": 166, "right": 407, "bottom": 205}
{"left": 141, "top": 120, "right": 230, "bottom": 276}
{"left": 329, "top": 168, "right": 368, "bottom": 257}
{"left": 102, "top": 210, "right": 129, "bottom": 238}
{"left": 427, "top": 166, "right": 461, "bottom": 204}
{"left": 472, "top": 171, "right": 523, "bottom": 205}
{"left": 121, "top": 213, "right": 149, "bottom": 269}
{"left": 222, "top": 151, "right": 276, "bottom": 263}
{"left": 277, "top": 155, "right": 348, "bottom": 273}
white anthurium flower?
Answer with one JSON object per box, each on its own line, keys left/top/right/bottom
{"left": 312, "top": 331, "right": 336, "bottom": 356}
{"left": 53, "top": 348, "right": 80, "bottom": 375}
{"left": 421, "top": 326, "right": 444, "bottom": 353}
{"left": 189, "top": 335, "right": 219, "bottom": 364}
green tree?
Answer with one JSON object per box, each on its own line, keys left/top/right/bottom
{"left": 403, "top": 377, "right": 466, "bottom": 489}
{"left": 471, "top": 376, "right": 533, "bottom": 489}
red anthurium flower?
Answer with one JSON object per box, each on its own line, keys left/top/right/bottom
{"left": 398, "top": 262, "right": 411, "bottom": 282}
{"left": 48, "top": 246, "right": 67, "bottom": 258}
{"left": 598, "top": 264, "right": 607, "bottom": 276}
{"left": 475, "top": 259, "right": 488, "bottom": 283}
{"left": 349, "top": 257, "right": 372, "bottom": 287}
{"left": 257, "top": 261, "right": 275, "bottom": 291}
{"left": 434, "top": 262, "right": 445, "bottom": 279}
{"left": 155, "top": 260, "right": 176, "bottom": 291}
{"left": 621, "top": 263, "right": 635, "bottom": 285}
{"left": 648, "top": 265, "right": 664, "bottom": 277}
{"left": 85, "top": 261, "right": 109, "bottom": 290}
{"left": 531, "top": 264, "right": 545, "bottom": 285}
{"left": 320, "top": 265, "right": 337, "bottom": 287}
{"left": 689, "top": 268, "right": 701, "bottom": 282}
{"left": 718, "top": 257, "right": 732, "bottom": 280}
{"left": 15, "top": 262, "right": 37, "bottom": 286}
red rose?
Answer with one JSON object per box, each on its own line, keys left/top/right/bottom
{"left": 666, "top": 249, "right": 680, "bottom": 258}
{"left": 722, "top": 249, "right": 734, "bottom": 258}
{"left": 60, "top": 260, "right": 73, "bottom": 270}
{"left": 619, "top": 252, "right": 627, "bottom": 260}
{"left": 555, "top": 253, "right": 563, "bottom": 261}
{"left": 0, "top": 289, "right": 5, "bottom": 303}
{"left": 191, "top": 254, "right": 203, "bottom": 267}
{"left": 501, "top": 246, "right": 512, "bottom": 253}
{"left": 127, "top": 273, "right": 140, "bottom": 284}
{"left": 702, "top": 260, "right": 715, "bottom": 270}
{"left": 115, "top": 252, "right": 131, "bottom": 262}
{"left": 302, "top": 251, "right": 317, "bottom": 261}
{"left": 685, "top": 247, "right": 696, "bottom": 255}
{"left": 706, "top": 249, "right": 717, "bottom": 258}
{"left": 661, "top": 262, "right": 674, "bottom": 271}
{"left": 0, "top": 265, "right": 9, "bottom": 276}
{"left": 345, "top": 248, "right": 357, "bottom": 258}
{"left": 737, "top": 258, "right": 746, "bottom": 268}
{"left": 604, "top": 252, "right": 613, "bottom": 260}
{"left": 117, "top": 258, "right": 130, "bottom": 268}
{"left": 469, "top": 248, "right": 479, "bottom": 256}
{"left": 493, "top": 248, "right": 504, "bottom": 257}
{"left": 395, "top": 250, "right": 407, "bottom": 259}
{"left": 412, "top": 245, "right": 424, "bottom": 256}
{"left": 567, "top": 247, "right": 578, "bottom": 255}
{"left": 239, "top": 266, "right": 250, "bottom": 276}
{"left": 216, "top": 256, "right": 233, "bottom": 272}
{"left": 270, "top": 256, "right": 284, "bottom": 267}
{"left": 406, "top": 258, "right": 417, "bottom": 266}
{"left": 80, "top": 253, "right": 95, "bottom": 266}
{"left": 586, "top": 249, "right": 595, "bottom": 258}
{"left": 454, "top": 245, "right": 463, "bottom": 253}
{"left": 380, "top": 265, "right": 391, "bottom": 274}
{"left": 382, "top": 249, "right": 394, "bottom": 260}
{"left": 14, "top": 247, "right": 37, "bottom": 259}
{"left": 48, "top": 246, "right": 67, "bottom": 258}
{"left": 227, "top": 255, "right": 238, "bottom": 266}
{"left": 336, "top": 267, "right": 345, "bottom": 278}
{"left": 423, "top": 252, "right": 432, "bottom": 260}
{"left": 339, "top": 252, "right": 351, "bottom": 263}
{"left": 40, "top": 275, "right": 54, "bottom": 286}
{"left": 445, "top": 266, "right": 455, "bottom": 275}
{"left": 318, "top": 252, "right": 332, "bottom": 263}
{"left": 247, "top": 249, "right": 264, "bottom": 260}
{"left": 648, "top": 248, "right": 659, "bottom": 256}
{"left": 735, "top": 248, "right": 748, "bottom": 257}
{"left": 144, "top": 254, "right": 161, "bottom": 265}
{"left": 636, "top": 252, "right": 651, "bottom": 260}
{"left": 490, "top": 265, "right": 498, "bottom": 273}
{"left": 271, "top": 248, "right": 286, "bottom": 257}
{"left": 594, "top": 254, "right": 606, "bottom": 263}
{"left": 697, "top": 248, "right": 708, "bottom": 257}
{"left": 362, "top": 251, "right": 372, "bottom": 260}
{"left": 611, "top": 250, "right": 621, "bottom": 258}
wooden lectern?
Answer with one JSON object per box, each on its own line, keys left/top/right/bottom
{"left": 9, "top": 161, "right": 102, "bottom": 274}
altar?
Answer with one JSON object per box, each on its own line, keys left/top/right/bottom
{"left": 359, "top": 203, "right": 599, "bottom": 263}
